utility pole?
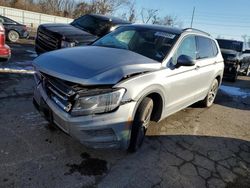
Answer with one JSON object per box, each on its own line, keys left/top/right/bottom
{"left": 191, "top": 7, "right": 195, "bottom": 28}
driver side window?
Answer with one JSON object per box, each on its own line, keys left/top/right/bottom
{"left": 172, "top": 36, "right": 197, "bottom": 65}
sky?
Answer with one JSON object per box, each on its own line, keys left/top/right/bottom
{"left": 125, "top": 0, "right": 250, "bottom": 42}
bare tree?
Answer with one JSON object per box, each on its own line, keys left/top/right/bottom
{"left": 73, "top": 2, "right": 96, "bottom": 18}
{"left": 73, "top": 0, "right": 130, "bottom": 18}
{"left": 120, "top": 0, "right": 136, "bottom": 22}
{"left": 157, "top": 15, "right": 183, "bottom": 28}
{"left": 140, "top": 8, "right": 158, "bottom": 23}
{"left": 127, "top": 1, "right": 136, "bottom": 22}
{"left": 63, "top": 0, "right": 76, "bottom": 17}
{"left": 93, "top": 0, "right": 129, "bottom": 14}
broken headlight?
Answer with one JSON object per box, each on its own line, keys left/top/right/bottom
{"left": 71, "top": 88, "right": 126, "bottom": 116}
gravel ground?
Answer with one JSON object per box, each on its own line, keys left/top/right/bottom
{"left": 0, "top": 40, "right": 249, "bottom": 188}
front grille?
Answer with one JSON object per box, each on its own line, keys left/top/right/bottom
{"left": 41, "top": 74, "right": 76, "bottom": 112}
{"left": 37, "top": 29, "right": 59, "bottom": 51}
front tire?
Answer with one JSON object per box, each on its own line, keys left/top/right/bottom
{"left": 200, "top": 79, "right": 219, "bottom": 107}
{"left": 128, "top": 97, "right": 153, "bottom": 152}
{"left": 7, "top": 30, "right": 20, "bottom": 42}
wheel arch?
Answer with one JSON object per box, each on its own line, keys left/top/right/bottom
{"left": 132, "top": 88, "right": 165, "bottom": 123}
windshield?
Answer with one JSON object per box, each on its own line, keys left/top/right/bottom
{"left": 71, "top": 15, "right": 110, "bottom": 36}
{"left": 217, "top": 39, "right": 243, "bottom": 52}
{"left": 93, "top": 26, "right": 179, "bottom": 62}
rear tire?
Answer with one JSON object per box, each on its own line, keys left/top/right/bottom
{"left": 7, "top": 30, "right": 20, "bottom": 42}
{"left": 128, "top": 97, "right": 153, "bottom": 152}
{"left": 200, "top": 79, "right": 219, "bottom": 107}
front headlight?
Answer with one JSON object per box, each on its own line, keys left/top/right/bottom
{"left": 61, "top": 40, "right": 76, "bottom": 48}
{"left": 71, "top": 88, "right": 126, "bottom": 116}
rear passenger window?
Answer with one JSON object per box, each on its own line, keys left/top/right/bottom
{"left": 197, "top": 36, "right": 214, "bottom": 59}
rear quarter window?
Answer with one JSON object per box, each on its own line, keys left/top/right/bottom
{"left": 197, "top": 36, "right": 214, "bottom": 59}
{"left": 211, "top": 40, "right": 219, "bottom": 56}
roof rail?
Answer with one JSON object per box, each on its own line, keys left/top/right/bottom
{"left": 183, "top": 28, "right": 211, "bottom": 36}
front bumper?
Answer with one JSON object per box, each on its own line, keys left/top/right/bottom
{"left": 33, "top": 83, "right": 136, "bottom": 149}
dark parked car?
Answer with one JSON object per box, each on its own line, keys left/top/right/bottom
{"left": 35, "top": 14, "right": 130, "bottom": 54}
{"left": 0, "top": 15, "right": 29, "bottom": 42}
{"left": 217, "top": 39, "right": 250, "bottom": 81}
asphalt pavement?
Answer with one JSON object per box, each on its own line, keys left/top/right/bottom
{"left": 0, "top": 40, "right": 249, "bottom": 188}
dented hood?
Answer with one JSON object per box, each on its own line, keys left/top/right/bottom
{"left": 33, "top": 46, "right": 162, "bottom": 85}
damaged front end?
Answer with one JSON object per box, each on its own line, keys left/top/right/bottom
{"left": 33, "top": 71, "right": 138, "bottom": 149}
{"left": 34, "top": 72, "right": 127, "bottom": 117}
{"left": 32, "top": 46, "right": 162, "bottom": 149}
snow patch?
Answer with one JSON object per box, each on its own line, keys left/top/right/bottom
{"left": 220, "top": 85, "right": 250, "bottom": 98}
{"left": 0, "top": 66, "right": 34, "bottom": 74}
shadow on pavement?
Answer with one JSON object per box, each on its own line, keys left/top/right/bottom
{"left": 99, "top": 135, "right": 250, "bottom": 188}
{"left": 214, "top": 90, "right": 250, "bottom": 111}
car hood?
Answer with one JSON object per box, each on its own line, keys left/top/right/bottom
{"left": 39, "top": 23, "right": 98, "bottom": 44}
{"left": 33, "top": 46, "right": 162, "bottom": 85}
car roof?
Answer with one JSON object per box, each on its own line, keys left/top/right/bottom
{"left": 88, "top": 14, "right": 131, "bottom": 24}
{"left": 120, "top": 24, "right": 183, "bottom": 34}
{"left": 0, "top": 15, "right": 17, "bottom": 23}
{"left": 0, "top": 15, "right": 9, "bottom": 19}
{"left": 216, "top": 38, "right": 243, "bottom": 43}
{"left": 117, "top": 24, "right": 211, "bottom": 37}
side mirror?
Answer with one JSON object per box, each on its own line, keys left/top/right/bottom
{"left": 177, "top": 55, "right": 195, "bottom": 67}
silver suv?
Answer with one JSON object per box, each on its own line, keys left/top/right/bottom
{"left": 33, "top": 25, "right": 224, "bottom": 152}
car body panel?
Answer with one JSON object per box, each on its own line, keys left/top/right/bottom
{"left": 35, "top": 14, "right": 130, "bottom": 54}
{"left": 33, "top": 25, "right": 224, "bottom": 149}
{"left": 33, "top": 46, "right": 161, "bottom": 85}
{"left": 38, "top": 23, "right": 98, "bottom": 44}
